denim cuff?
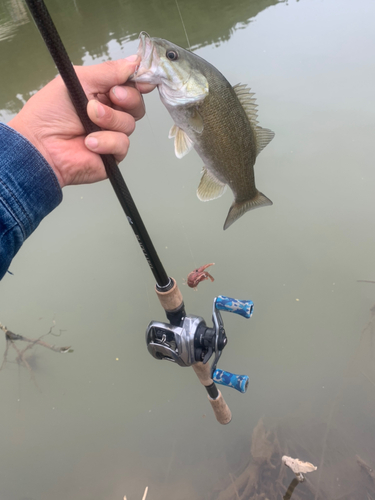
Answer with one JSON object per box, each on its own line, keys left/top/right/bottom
{"left": 0, "top": 123, "right": 62, "bottom": 277}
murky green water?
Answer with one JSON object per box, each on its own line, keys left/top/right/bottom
{"left": 1, "top": 0, "right": 375, "bottom": 498}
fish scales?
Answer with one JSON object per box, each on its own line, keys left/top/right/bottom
{"left": 192, "top": 68, "right": 258, "bottom": 201}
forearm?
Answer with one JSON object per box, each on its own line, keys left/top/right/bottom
{"left": 0, "top": 123, "right": 62, "bottom": 279}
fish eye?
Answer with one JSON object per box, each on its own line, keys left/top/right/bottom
{"left": 166, "top": 50, "right": 178, "bottom": 61}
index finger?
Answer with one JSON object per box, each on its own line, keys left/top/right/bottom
{"left": 75, "top": 55, "right": 140, "bottom": 97}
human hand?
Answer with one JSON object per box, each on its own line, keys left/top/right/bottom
{"left": 8, "top": 55, "right": 155, "bottom": 188}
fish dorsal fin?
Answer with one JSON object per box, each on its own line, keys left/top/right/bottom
{"left": 169, "top": 124, "right": 194, "bottom": 159}
{"left": 254, "top": 125, "right": 275, "bottom": 156}
{"left": 197, "top": 167, "right": 227, "bottom": 201}
{"left": 233, "top": 83, "right": 259, "bottom": 126}
{"left": 233, "top": 83, "right": 275, "bottom": 156}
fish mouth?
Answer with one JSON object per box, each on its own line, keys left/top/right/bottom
{"left": 129, "top": 32, "right": 208, "bottom": 105}
{"left": 130, "top": 31, "right": 155, "bottom": 81}
{"left": 137, "top": 31, "right": 153, "bottom": 66}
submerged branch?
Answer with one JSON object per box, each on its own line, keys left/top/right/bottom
{"left": 0, "top": 320, "right": 73, "bottom": 386}
{"left": 0, "top": 322, "right": 71, "bottom": 353}
{"left": 283, "top": 478, "right": 300, "bottom": 500}
{"left": 356, "top": 455, "right": 375, "bottom": 482}
{"left": 124, "top": 486, "right": 148, "bottom": 500}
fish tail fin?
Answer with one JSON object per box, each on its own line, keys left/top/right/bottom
{"left": 223, "top": 191, "right": 272, "bottom": 230}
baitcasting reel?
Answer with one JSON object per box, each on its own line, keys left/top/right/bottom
{"left": 146, "top": 296, "right": 254, "bottom": 393}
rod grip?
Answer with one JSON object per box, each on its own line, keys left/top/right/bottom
{"left": 155, "top": 278, "right": 183, "bottom": 312}
{"left": 192, "top": 362, "right": 232, "bottom": 425}
{"left": 207, "top": 390, "right": 232, "bottom": 425}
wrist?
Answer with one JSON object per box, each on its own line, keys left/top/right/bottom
{"left": 7, "top": 116, "right": 63, "bottom": 187}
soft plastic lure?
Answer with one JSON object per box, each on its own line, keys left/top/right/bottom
{"left": 187, "top": 263, "right": 215, "bottom": 289}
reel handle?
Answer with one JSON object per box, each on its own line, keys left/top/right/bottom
{"left": 215, "top": 296, "right": 254, "bottom": 319}
{"left": 213, "top": 369, "right": 249, "bottom": 393}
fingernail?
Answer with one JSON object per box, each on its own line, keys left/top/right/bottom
{"left": 93, "top": 100, "right": 105, "bottom": 118}
{"left": 125, "top": 54, "right": 139, "bottom": 62}
{"left": 113, "top": 85, "right": 128, "bottom": 101}
{"left": 85, "top": 136, "right": 99, "bottom": 150}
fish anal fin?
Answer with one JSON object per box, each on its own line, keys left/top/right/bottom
{"left": 197, "top": 167, "right": 227, "bottom": 201}
{"left": 169, "top": 124, "right": 194, "bottom": 159}
{"left": 223, "top": 191, "right": 272, "bottom": 230}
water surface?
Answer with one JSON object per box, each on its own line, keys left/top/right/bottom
{"left": 1, "top": 0, "right": 375, "bottom": 499}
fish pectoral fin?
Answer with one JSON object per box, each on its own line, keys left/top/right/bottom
{"left": 168, "top": 124, "right": 179, "bottom": 138}
{"left": 187, "top": 108, "right": 204, "bottom": 134}
{"left": 255, "top": 126, "right": 275, "bottom": 156}
{"left": 169, "top": 124, "right": 194, "bottom": 159}
{"left": 223, "top": 191, "right": 273, "bottom": 230}
{"left": 197, "top": 167, "right": 227, "bottom": 201}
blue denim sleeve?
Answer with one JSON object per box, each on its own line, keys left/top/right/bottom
{"left": 0, "top": 123, "right": 63, "bottom": 279}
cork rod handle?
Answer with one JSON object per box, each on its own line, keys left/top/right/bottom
{"left": 192, "top": 362, "right": 232, "bottom": 425}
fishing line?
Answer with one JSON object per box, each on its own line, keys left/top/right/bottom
{"left": 182, "top": 227, "right": 197, "bottom": 269}
{"left": 141, "top": 98, "right": 158, "bottom": 144}
{"left": 175, "top": 0, "right": 191, "bottom": 51}
{"left": 132, "top": 49, "right": 158, "bottom": 146}
{"left": 24, "top": 0, "right": 172, "bottom": 291}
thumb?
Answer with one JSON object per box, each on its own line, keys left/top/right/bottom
{"left": 76, "top": 55, "right": 140, "bottom": 95}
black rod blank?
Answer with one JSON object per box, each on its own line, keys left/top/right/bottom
{"left": 25, "top": 0, "right": 171, "bottom": 290}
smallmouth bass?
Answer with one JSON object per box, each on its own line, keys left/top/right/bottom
{"left": 132, "top": 32, "right": 274, "bottom": 230}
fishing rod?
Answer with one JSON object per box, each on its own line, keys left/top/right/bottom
{"left": 24, "top": 0, "right": 253, "bottom": 424}
{"left": 24, "top": 0, "right": 170, "bottom": 291}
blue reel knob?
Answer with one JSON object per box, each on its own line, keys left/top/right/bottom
{"left": 215, "top": 296, "right": 254, "bottom": 318}
{"left": 213, "top": 369, "right": 249, "bottom": 393}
